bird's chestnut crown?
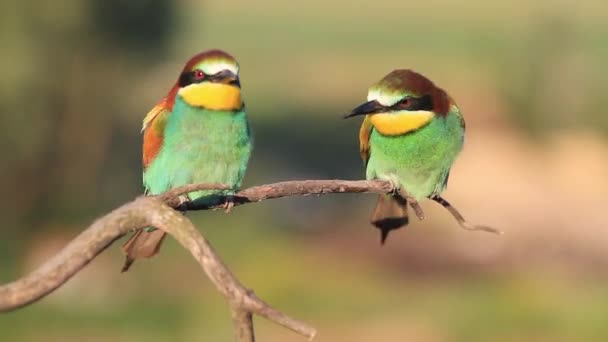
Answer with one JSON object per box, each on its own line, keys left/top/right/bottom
{"left": 177, "top": 49, "right": 241, "bottom": 88}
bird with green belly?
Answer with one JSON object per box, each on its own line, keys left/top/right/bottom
{"left": 345, "top": 69, "right": 496, "bottom": 243}
{"left": 122, "top": 50, "right": 252, "bottom": 271}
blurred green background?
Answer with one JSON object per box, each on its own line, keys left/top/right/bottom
{"left": 2, "top": 0, "right": 608, "bottom": 341}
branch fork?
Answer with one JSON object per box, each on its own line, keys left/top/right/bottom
{"left": 0, "top": 179, "right": 498, "bottom": 341}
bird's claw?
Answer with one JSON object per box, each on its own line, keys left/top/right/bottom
{"left": 222, "top": 196, "right": 235, "bottom": 213}
{"left": 176, "top": 195, "right": 191, "bottom": 211}
{"left": 385, "top": 179, "right": 426, "bottom": 221}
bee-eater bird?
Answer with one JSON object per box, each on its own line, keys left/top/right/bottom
{"left": 122, "top": 50, "right": 253, "bottom": 272}
{"left": 344, "top": 69, "right": 466, "bottom": 244}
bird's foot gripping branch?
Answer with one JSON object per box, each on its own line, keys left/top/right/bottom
{"left": 0, "top": 179, "right": 499, "bottom": 342}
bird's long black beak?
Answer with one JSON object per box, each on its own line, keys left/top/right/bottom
{"left": 343, "top": 100, "right": 385, "bottom": 118}
{"left": 209, "top": 70, "right": 240, "bottom": 87}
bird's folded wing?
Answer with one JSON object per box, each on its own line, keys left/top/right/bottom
{"left": 359, "top": 115, "right": 373, "bottom": 166}
{"left": 142, "top": 98, "right": 172, "bottom": 170}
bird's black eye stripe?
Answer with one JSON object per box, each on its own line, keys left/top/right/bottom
{"left": 179, "top": 71, "right": 196, "bottom": 87}
{"left": 178, "top": 71, "right": 205, "bottom": 87}
{"left": 230, "top": 78, "right": 241, "bottom": 87}
{"left": 393, "top": 94, "right": 434, "bottom": 111}
{"left": 178, "top": 70, "right": 240, "bottom": 88}
{"left": 178, "top": 73, "right": 189, "bottom": 87}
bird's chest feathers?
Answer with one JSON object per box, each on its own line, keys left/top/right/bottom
{"left": 369, "top": 110, "right": 434, "bottom": 136}
{"left": 178, "top": 83, "right": 242, "bottom": 111}
{"left": 367, "top": 114, "right": 464, "bottom": 199}
{"left": 144, "top": 104, "right": 251, "bottom": 195}
{"left": 166, "top": 106, "right": 250, "bottom": 155}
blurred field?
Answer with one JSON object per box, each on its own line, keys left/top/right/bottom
{"left": 1, "top": 0, "right": 608, "bottom": 341}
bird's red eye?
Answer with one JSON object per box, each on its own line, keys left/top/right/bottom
{"left": 399, "top": 98, "right": 411, "bottom": 108}
{"left": 193, "top": 70, "right": 205, "bottom": 80}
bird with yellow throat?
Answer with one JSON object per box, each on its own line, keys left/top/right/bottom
{"left": 345, "top": 69, "right": 496, "bottom": 243}
{"left": 122, "top": 50, "right": 252, "bottom": 271}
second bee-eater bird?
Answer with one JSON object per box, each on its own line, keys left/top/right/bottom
{"left": 345, "top": 69, "right": 465, "bottom": 244}
{"left": 122, "top": 50, "right": 253, "bottom": 271}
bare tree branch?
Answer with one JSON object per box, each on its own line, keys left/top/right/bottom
{"left": 0, "top": 178, "right": 494, "bottom": 341}
{"left": 162, "top": 179, "right": 395, "bottom": 209}
{"left": 0, "top": 180, "right": 392, "bottom": 341}
{"left": 0, "top": 183, "right": 225, "bottom": 312}
{"left": 231, "top": 308, "right": 255, "bottom": 342}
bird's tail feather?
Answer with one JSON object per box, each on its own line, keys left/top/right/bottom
{"left": 121, "top": 229, "right": 167, "bottom": 272}
{"left": 370, "top": 194, "right": 409, "bottom": 244}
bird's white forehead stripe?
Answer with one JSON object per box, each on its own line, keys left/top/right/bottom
{"left": 196, "top": 61, "right": 239, "bottom": 75}
{"left": 367, "top": 89, "right": 402, "bottom": 107}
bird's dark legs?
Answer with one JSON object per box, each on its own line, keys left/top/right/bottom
{"left": 176, "top": 195, "right": 191, "bottom": 212}
{"left": 222, "top": 195, "right": 235, "bottom": 213}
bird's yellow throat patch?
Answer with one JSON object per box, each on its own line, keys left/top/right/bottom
{"left": 370, "top": 110, "right": 435, "bottom": 135}
{"left": 179, "top": 83, "right": 242, "bottom": 110}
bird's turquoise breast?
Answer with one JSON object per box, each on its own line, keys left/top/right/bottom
{"left": 144, "top": 96, "right": 252, "bottom": 205}
{"left": 366, "top": 111, "right": 464, "bottom": 200}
